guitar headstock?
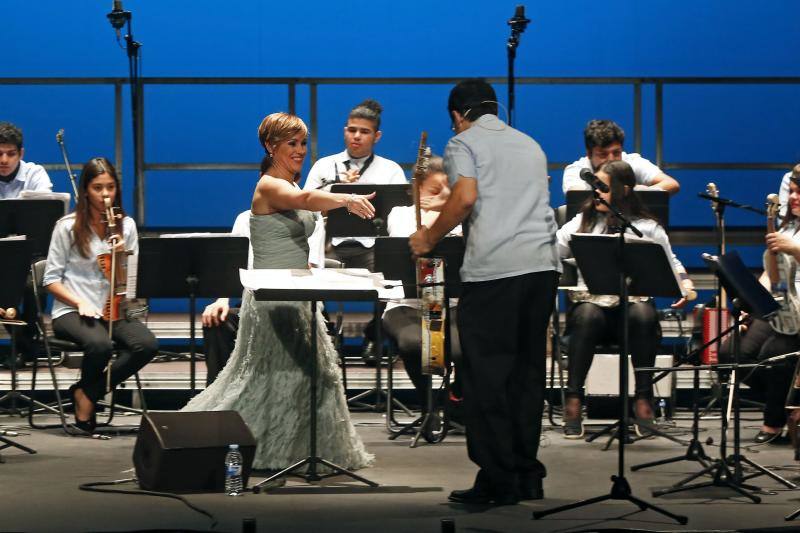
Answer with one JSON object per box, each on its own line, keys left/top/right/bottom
{"left": 411, "top": 132, "right": 431, "bottom": 182}
{"left": 706, "top": 182, "right": 719, "bottom": 213}
{"left": 767, "top": 193, "right": 781, "bottom": 221}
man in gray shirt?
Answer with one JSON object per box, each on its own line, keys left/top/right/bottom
{"left": 410, "top": 79, "right": 560, "bottom": 505}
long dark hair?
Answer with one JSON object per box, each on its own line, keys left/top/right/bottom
{"left": 577, "top": 160, "right": 655, "bottom": 233}
{"left": 73, "top": 157, "right": 124, "bottom": 258}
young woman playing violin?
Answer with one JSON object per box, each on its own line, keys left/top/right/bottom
{"left": 43, "top": 157, "right": 158, "bottom": 433}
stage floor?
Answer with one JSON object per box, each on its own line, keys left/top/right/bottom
{"left": 2, "top": 410, "right": 800, "bottom": 532}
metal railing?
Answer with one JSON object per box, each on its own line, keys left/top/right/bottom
{"left": 3, "top": 75, "right": 797, "bottom": 234}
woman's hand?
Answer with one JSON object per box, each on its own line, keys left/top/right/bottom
{"left": 202, "top": 299, "right": 230, "bottom": 327}
{"left": 345, "top": 192, "right": 376, "bottom": 219}
{"left": 766, "top": 231, "right": 798, "bottom": 255}
{"left": 77, "top": 299, "right": 102, "bottom": 318}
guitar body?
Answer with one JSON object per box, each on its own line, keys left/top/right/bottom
{"left": 410, "top": 131, "right": 445, "bottom": 376}
{"left": 418, "top": 257, "right": 446, "bottom": 376}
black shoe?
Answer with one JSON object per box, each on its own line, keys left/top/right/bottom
{"left": 448, "top": 487, "right": 518, "bottom": 506}
{"left": 518, "top": 476, "right": 544, "bottom": 501}
{"left": 753, "top": 430, "right": 781, "bottom": 444}
{"left": 361, "top": 341, "right": 378, "bottom": 367}
{"left": 68, "top": 384, "right": 96, "bottom": 434}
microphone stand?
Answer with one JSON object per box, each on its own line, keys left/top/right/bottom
{"left": 534, "top": 190, "right": 687, "bottom": 525}
{"left": 108, "top": 3, "right": 145, "bottom": 226}
{"left": 506, "top": 5, "right": 530, "bottom": 127}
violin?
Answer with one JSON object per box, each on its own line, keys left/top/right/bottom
{"left": 96, "top": 196, "right": 132, "bottom": 328}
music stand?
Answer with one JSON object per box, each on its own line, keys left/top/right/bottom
{"left": 0, "top": 238, "right": 37, "bottom": 460}
{"left": 136, "top": 236, "right": 248, "bottom": 393}
{"left": 374, "top": 236, "right": 464, "bottom": 446}
{"left": 327, "top": 184, "right": 412, "bottom": 238}
{"left": 566, "top": 190, "right": 670, "bottom": 229}
{"left": 534, "top": 228, "right": 687, "bottom": 525}
{"left": 651, "top": 251, "right": 789, "bottom": 502}
{"left": 0, "top": 199, "right": 66, "bottom": 259}
{"left": 248, "top": 281, "right": 378, "bottom": 490}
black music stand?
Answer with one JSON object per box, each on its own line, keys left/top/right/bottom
{"left": 651, "top": 252, "right": 789, "bottom": 502}
{"left": 534, "top": 230, "right": 687, "bottom": 525}
{"left": 374, "top": 236, "right": 464, "bottom": 446}
{"left": 0, "top": 199, "right": 66, "bottom": 259}
{"left": 0, "top": 238, "right": 37, "bottom": 460}
{"left": 137, "top": 236, "right": 248, "bottom": 393}
{"left": 249, "top": 284, "right": 378, "bottom": 491}
{"left": 566, "top": 190, "right": 670, "bottom": 229}
{"left": 327, "top": 184, "right": 411, "bottom": 238}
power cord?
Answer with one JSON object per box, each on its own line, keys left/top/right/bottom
{"left": 79, "top": 477, "right": 217, "bottom": 528}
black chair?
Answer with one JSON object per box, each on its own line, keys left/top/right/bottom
{"left": 26, "top": 260, "right": 146, "bottom": 434}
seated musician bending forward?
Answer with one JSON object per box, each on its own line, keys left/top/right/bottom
{"left": 556, "top": 160, "right": 692, "bottom": 439}
{"left": 719, "top": 176, "right": 800, "bottom": 444}
{"left": 43, "top": 157, "right": 158, "bottom": 433}
{"left": 384, "top": 157, "right": 461, "bottom": 409}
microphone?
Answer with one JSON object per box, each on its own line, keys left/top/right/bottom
{"left": 508, "top": 5, "right": 531, "bottom": 33}
{"left": 107, "top": 0, "right": 129, "bottom": 32}
{"left": 579, "top": 168, "right": 610, "bottom": 193}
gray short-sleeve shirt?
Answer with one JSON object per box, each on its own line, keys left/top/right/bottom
{"left": 444, "top": 114, "right": 560, "bottom": 282}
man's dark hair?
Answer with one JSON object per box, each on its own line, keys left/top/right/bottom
{"left": 0, "top": 122, "right": 23, "bottom": 150}
{"left": 583, "top": 119, "right": 625, "bottom": 151}
{"left": 447, "top": 79, "right": 498, "bottom": 121}
{"left": 348, "top": 99, "right": 383, "bottom": 131}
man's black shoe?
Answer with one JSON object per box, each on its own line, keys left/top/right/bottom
{"left": 448, "top": 487, "right": 518, "bottom": 506}
{"left": 753, "top": 430, "right": 781, "bottom": 444}
{"left": 518, "top": 476, "right": 544, "bottom": 500}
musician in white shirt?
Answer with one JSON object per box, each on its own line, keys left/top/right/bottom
{"left": 556, "top": 160, "right": 692, "bottom": 439}
{"left": 720, "top": 175, "right": 800, "bottom": 444}
{"left": 303, "top": 99, "right": 406, "bottom": 271}
{"left": 562, "top": 119, "right": 679, "bottom": 196}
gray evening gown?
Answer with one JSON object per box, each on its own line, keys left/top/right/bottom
{"left": 183, "top": 209, "right": 373, "bottom": 471}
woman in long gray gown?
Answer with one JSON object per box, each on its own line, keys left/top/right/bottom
{"left": 183, "top": 112, "right": 376, "bottom": 471}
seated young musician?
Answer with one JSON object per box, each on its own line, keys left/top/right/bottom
{"left": 383, "top": 156, "right": 461, "bottom": 410}
{"left": 719, "top": 176, "right": 800, "bottom": 444}
{"left": 43, "top": 157, "right": 158, "bottom": 432}
{"left": 556, "top": 160, "right": 693, "bottom": 439}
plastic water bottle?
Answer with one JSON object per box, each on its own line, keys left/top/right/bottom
{"left": 224, "top": 444, "right": 243, "bottom": 496}
{"left": 657, "top": 398, "right": 667, "bottom": 423}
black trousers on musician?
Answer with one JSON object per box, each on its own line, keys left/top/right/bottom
{"left": 565, "top": 300, "right": 661, "bottom": 401}
{"left": 52, "top": 312, "right": 158, "bottom": 403}
{"left": 382, "top": 305, "right": 462, "bottom": 407}
{"left": 457, "top": 270, "right": 559, "bottom": 495}
{"left": 718, "top": 317, "right": 800, "bottom": 428}
{"left": 202, "top": 309, "right": 240, "bottom": 386}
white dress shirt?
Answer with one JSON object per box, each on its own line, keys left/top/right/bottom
{"left": 0, "top": 160, "right": 53, "bottom": 199}
{"left": 562, "top": 152, "right": 663, "bottom": 194}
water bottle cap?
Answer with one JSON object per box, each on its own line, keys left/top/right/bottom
{"left": 229, "top": 444, "right": 239, "bottom": 449}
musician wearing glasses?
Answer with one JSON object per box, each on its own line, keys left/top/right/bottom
{"left": 719, "top": 175, "right": 800, "bottom": 444}
{"left": 562, "top": 119, "right": 679, "bottom": 195}
{"left": 43, "top": 158, "right": 158, "bottom": 433}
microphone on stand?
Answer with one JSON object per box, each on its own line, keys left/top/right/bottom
{"left": 579, "top": 168, "right": 610, "bottom": 193}
{"left": 107, "top": 0, "right": 129, "bottom": 37}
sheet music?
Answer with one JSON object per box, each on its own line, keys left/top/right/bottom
{"left": 580, "top": 232, "right": 687, "bottom": 298}
{"left": 0, "top": 235, "right": 27, "bottom": 241}
{"left": 126, "top": 254, "right": 138, "bottom": 298}
{"left": 159, "top": 232, "right": 239, "bottom": 238}
{"left": 16, "top": 191, "right": 71, "bottom": 214}
{"left": 240, "top": 268, "right": 405, "bottom": 300}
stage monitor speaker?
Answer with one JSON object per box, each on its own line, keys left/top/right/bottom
{"left": 133, "top": 411, "right": 257, "bottom": 492}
